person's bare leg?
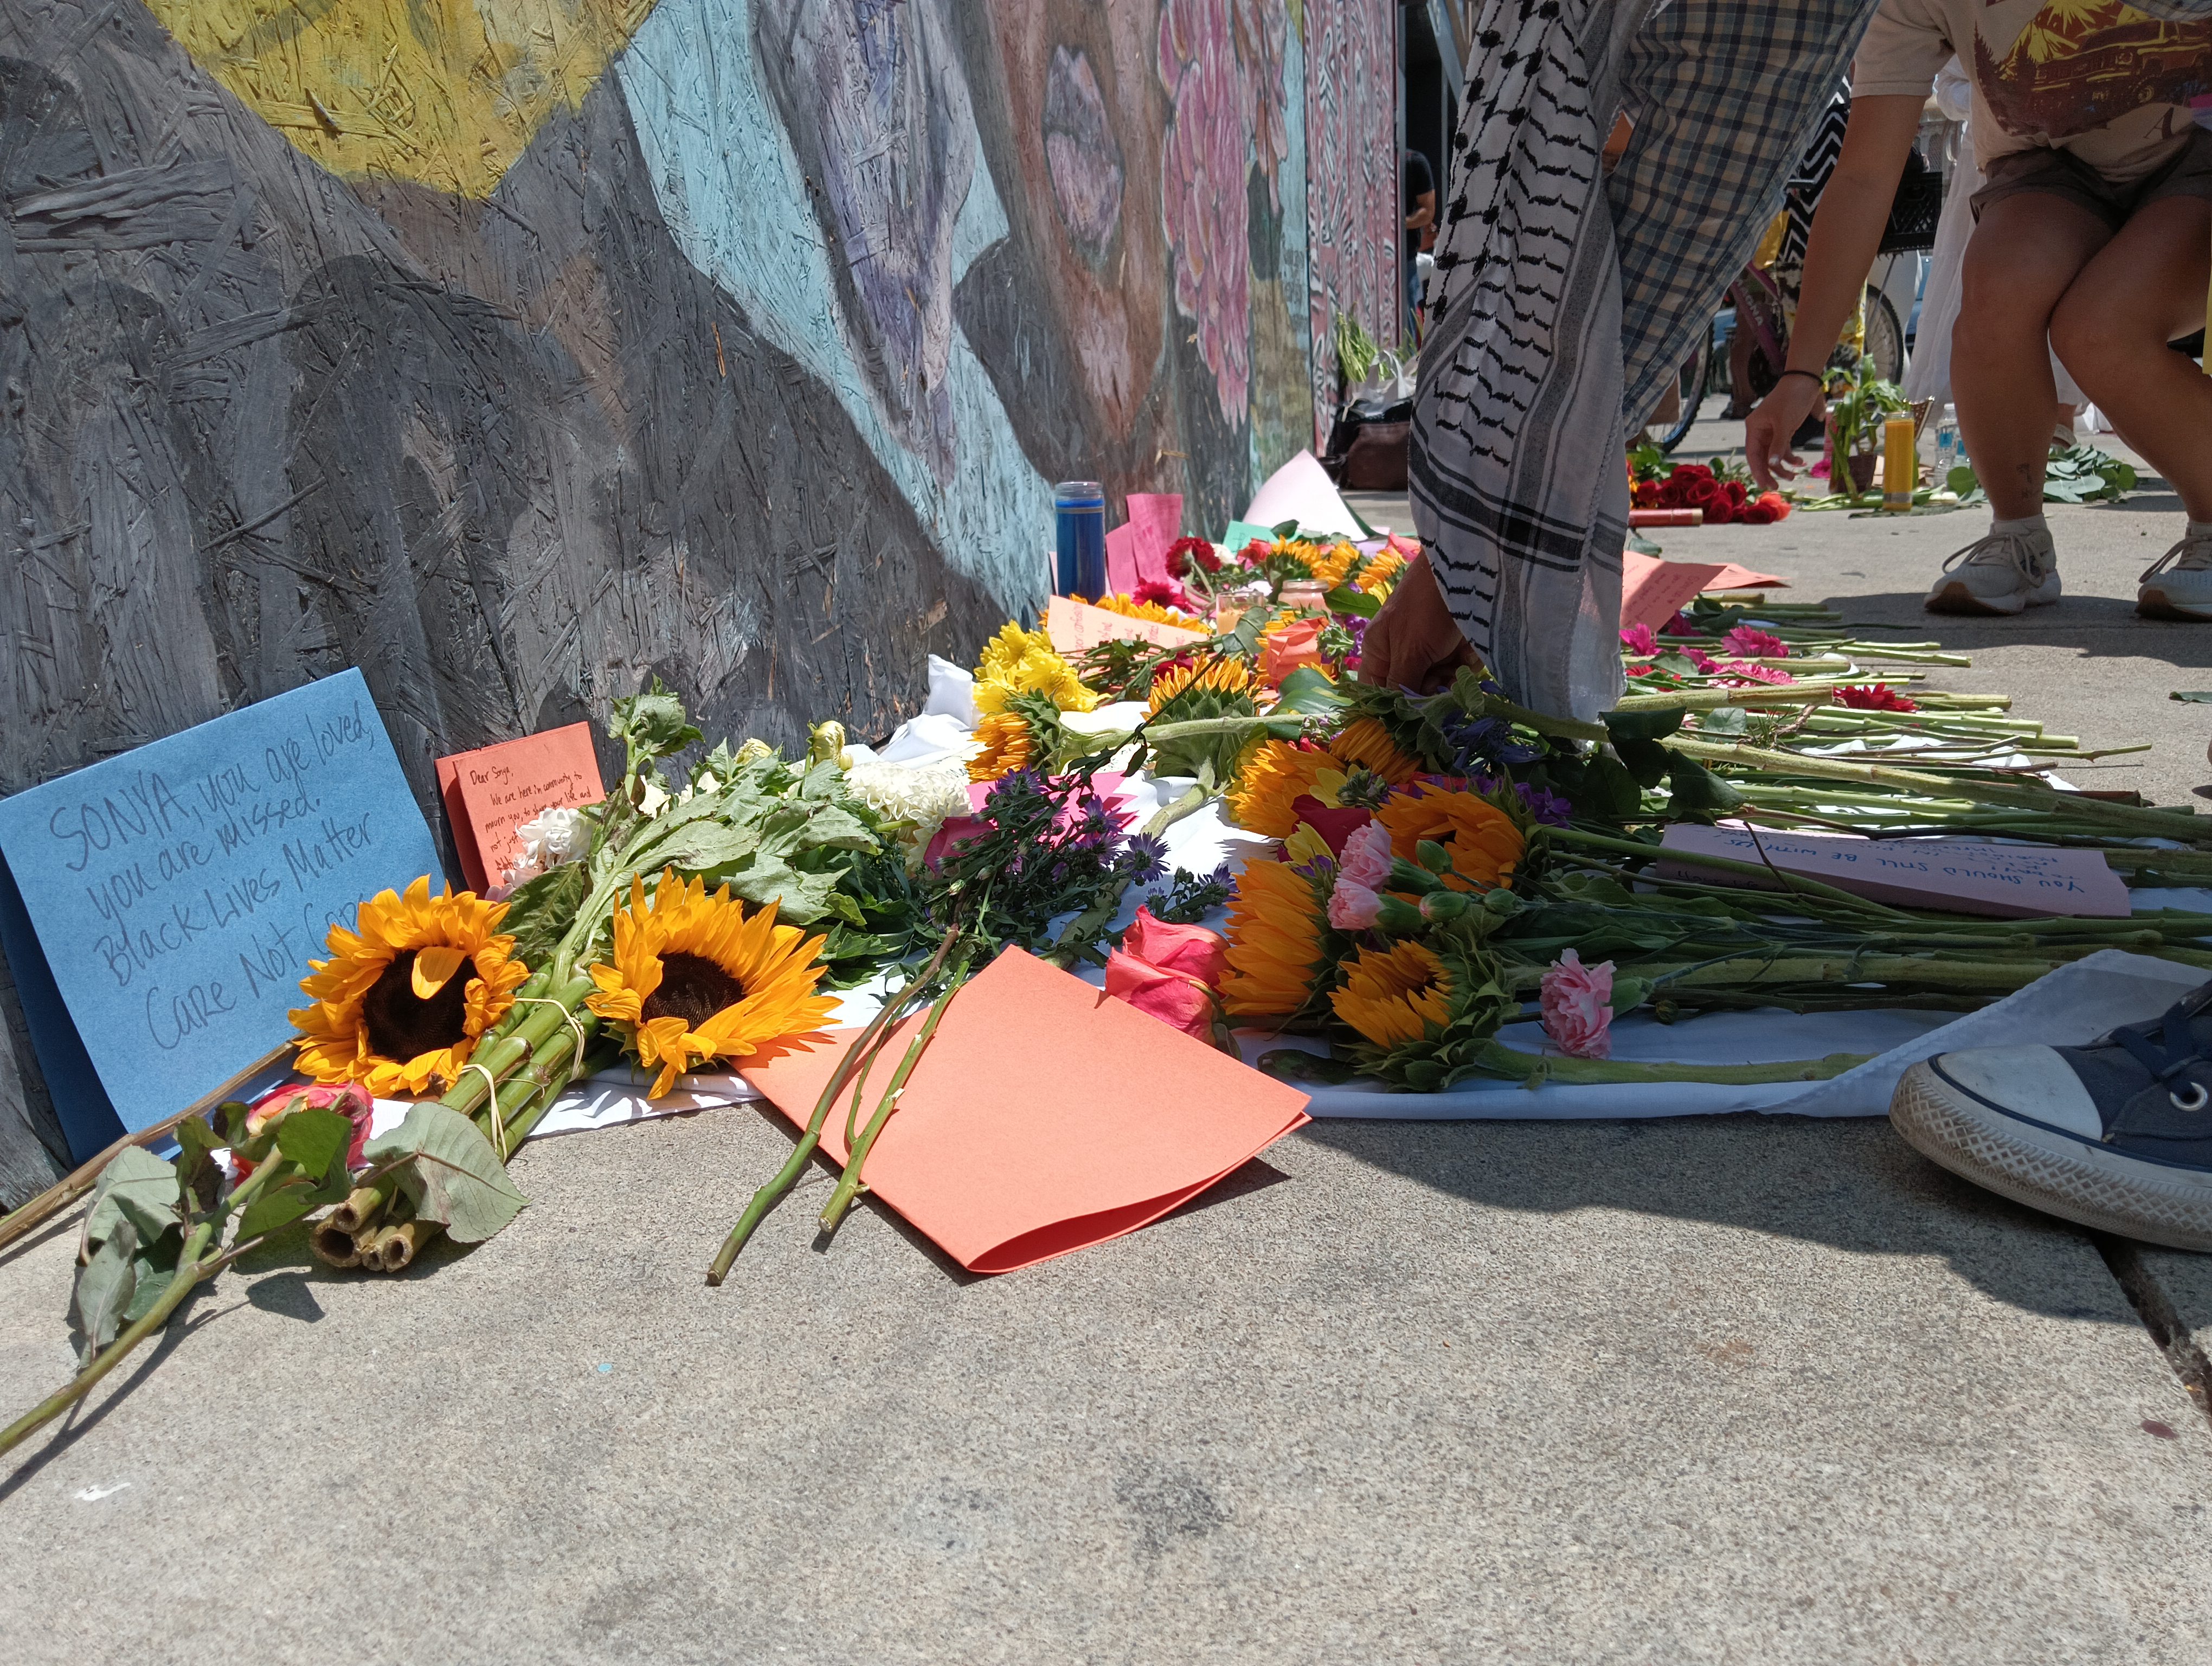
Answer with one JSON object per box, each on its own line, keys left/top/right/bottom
{"left": 2051, "top": 195, "right": 2212, "bottom": 520}
{"left": 1952, "top": 193, "right": 2111, "bottom": 518}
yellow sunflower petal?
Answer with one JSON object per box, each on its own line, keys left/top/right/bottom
{"left": 410, "top": 944, "right": 468, "bottom": 998}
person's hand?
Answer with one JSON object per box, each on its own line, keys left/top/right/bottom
{"left": 1745, "top": 374, "right": 1827, "bottom": 491}
{"left": 1359, "top": 553, "right": 1478, "bottom": 693}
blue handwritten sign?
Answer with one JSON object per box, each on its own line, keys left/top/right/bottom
{"left": 0, "top": 670, "right": 442, "bottom": 1158}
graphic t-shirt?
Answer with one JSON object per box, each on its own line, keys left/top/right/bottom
{"left": 1856, "top": 0, "right": 2212, "bottom": 181}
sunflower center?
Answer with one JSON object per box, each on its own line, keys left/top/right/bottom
{"left": 642, "top": 952, "right": 745, "bottom": 1029}
{"left": 362, "top": 950, "right": 472, "bottom": 1061}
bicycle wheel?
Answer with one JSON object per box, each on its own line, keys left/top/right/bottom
{"left": 1861, "top": 287, "right": 1905, "bottom": 385}
{"left": 1653, "top": 333, "right": 1710, "bottom": 453}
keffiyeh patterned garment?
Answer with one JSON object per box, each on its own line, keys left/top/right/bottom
{"left": 1411, "top": 0, "right": 1881, "bottom": 719}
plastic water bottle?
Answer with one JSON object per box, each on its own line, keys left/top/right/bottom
{"left": 1933, "top": 406, "right": 1961, "bottom": 482}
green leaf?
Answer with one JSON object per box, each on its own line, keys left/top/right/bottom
{"left": 2171, "top": 692, "right": 2212, "bottom": 704}
{"left": 274, "top": 1106, "right": 352, "bottom": 1183}
{"left": 1272, "top": 665, "right": 1351, "bottom": 716}
{"left": 610, "top": 680, "right": 702, "bottom": 762}
{"left": 119, "top": 1227, "right": 185, "bottom": 1326}
{"left": 173, "top": 1114, "right": 225, "bottom": 1209}
{"left": 69, "top": 1219, "right": 138, "bottom": 1366}
{"left": 84, "top": 1146, "right": 182, "bottom": 1248}
{"left": 1573, "top": 755, "right": 1644, "bottom": 823}
{"left": 1257, "top": 1049, "right": 1359, "bottom": 1085}
{"left": 1322, "top": 584, "right": 1381, "bottom": 619}
{"left": 1667, "top": 754, "right": 1746, "bottom": 815}
{"left": 1946, "top": 463, "right": 1979, "bottom": 498}
{"left": 1603, "top": 706, "right": 1686, "bottom": 745}
{"left": 1270, "top": 518, "right": 1300, "bottom": 539}
{"left": 501, "top": 858, "right": 590, "bottom": 976}
{"left": 361, "top": 1104, "right": 529, "bottom": 1245}
{"left": 236, "top": 1184, "right": 320, "bottom": 1242}
{"left": 1695, "top": 705, "right": 1750, "bottom": 737}
{"left": 1612, "top": 736, "right": 1673, "bottom": 789}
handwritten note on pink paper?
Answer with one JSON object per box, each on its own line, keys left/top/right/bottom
{"left": 1621, "top": 553, "right": 1792, "bottom": 629}
{"left": 1126, "top": 493, "right": 1185, "bottom": 585}
{"left": 1045, "top": 595, "right": 1208, "bottom": 655}
{"left": 436, "top": 725, "right": 606, "bottom": 892}
{"left": 1104, "top": 523, "right": 1141, "bottom": 596}
{"left": 1654, "top": 825, "right": 2128, "bottom": 918}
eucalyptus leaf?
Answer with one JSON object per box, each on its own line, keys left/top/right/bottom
{"left": 84, "top": 1146, "right": 183, "bottom": 1248}
{"left": 361, "top": 1104, "right": 529, "bottom": 1244}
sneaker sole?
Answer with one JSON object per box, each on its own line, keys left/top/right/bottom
{"left": 1891, "top": 1060, "right": 2212, "bottom": 1250}
{"left": 2137, "top": 588, "right": 2212, "bottom": 621}
{"left": 1924, "top": 581, "right": 2027, "bottom": 616}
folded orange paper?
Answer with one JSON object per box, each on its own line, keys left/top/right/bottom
{"left": 738, "top": 949, "right": 1311, "bottom": 1273}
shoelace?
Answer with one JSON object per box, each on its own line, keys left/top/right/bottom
{"left": 2139, "top": 531, "right": 2212, "bottom": 585}
{"left": 2104, "top": 987, "right": 2212, "bottom": 1112}
{"left": 1940, "top": 529, "right": 2048, "bottom": 581}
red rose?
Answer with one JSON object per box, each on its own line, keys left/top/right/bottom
{"left": 1123, "top": 906, "right": 1230, "bottom": 986}
{"left": 1104, "top": 950, "right": 1220, "bottom": 1043}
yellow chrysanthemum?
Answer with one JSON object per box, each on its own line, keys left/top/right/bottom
{"left": 1225, "top": 739, "right": 1343, "bottom": 837}
{"left": 1330, "top": 717, "right": 1423, "bottom": 786}
{"left": 967, "top": 710, "right": 1037, "bottom": 783}
{"left": 289, "top": 876, "right": 529, "bottom": 1095}
{"left": 1098, "top": 593, "right": 1202, "bottom": 627}
{"left": 1332, "top": 941, "right": 1452, "bottom": 1049}
{"left": 1308, "top": 541, "right": 1359, "bottom": 589}
{"left": 973, "top": 621, "right": 1098, "bottom": 716}
{"left": 1221, "top": 858, "right": 1328, "bottom": 1018}
{"left": 584, "top": 870, "right": 837, "bottom": 1097}
{"left": 1147, "top": 656, "right": 1257, "bottom": 716}
{"left": 1377, "top": 788, "right": 1527, "bottom": 892}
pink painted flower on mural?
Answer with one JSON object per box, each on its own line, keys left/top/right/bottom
{"left": 1540, "top": 949, "right": 1615, "bottom": 1060}
{"left": 1159, "top": 0, "right": 1252, "bottom": 424}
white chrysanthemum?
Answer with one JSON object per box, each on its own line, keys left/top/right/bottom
{"left": 845, "top": 758, "right": 972, "bottom": 863}
{"left": 518, "top": 804, "right": 592, "bottom": 867}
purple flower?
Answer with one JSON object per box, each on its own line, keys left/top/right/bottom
{"left": 1515, "top": 783, "right": 1572, "bottom": 828}
{"left": 1121, "top": 834, "right": 1169, "bottom": 885}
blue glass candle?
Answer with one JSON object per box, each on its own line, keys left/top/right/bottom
{"left": 1054, "top": 480, "right": 1107, "bottom": 601}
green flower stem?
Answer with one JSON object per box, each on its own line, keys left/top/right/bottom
{"left": 0, "top": 1147, "right": 294, "bottom": 1456}
{"left": 1668, "top": 736, "right": 2212, "bottom": 844}
{"left": 1471, "top": 1041, "right": 1872, "bottom": 1087}
{"left": 818, "top": 968, "right": 966, "bottom": 1236}
{"left": 1504, "top": 952, "right": 2080, "bottom": 997}
{"left": 705, "top": 925, "right": 962, "bottom": 1285}
{"left": 1550, "top": 825, "right": 1916, "bottom": 920}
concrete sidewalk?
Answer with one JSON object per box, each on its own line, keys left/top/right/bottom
{"left": 5, "top": 451, "right": 2211, "bottom": 1662}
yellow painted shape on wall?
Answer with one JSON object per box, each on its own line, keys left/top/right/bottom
{"left": 146, "top": 0, "right": 659, "bottom": 196}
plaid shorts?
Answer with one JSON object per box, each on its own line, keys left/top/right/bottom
{"left": 1972, "top": 126, "right": 2212, "bottom": 231}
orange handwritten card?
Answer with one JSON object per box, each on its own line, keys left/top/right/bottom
{"left": 1045, "top": 595, "right": 1209, "bottom": 656}
{"left": 738, "top": 948, "right": 1310, "bottom": 1273}
{"left": 435, "top": 723, "right": 606, "bottom": 892}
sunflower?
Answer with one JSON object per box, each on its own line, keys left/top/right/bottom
{"left": 1224, "top": 739, "right": 1343, "bottom": 836}
{"left": 1354, "top": 546, "right": 1407, "bottom": 597}
{"left": 1147, "top": 655, "right": 1258, "bottom": 717}
{"left": 585, "top": 870, "right": 838, "bottom": 1096}
{"left": 1377, "top": 787, "right": 1527, "bottom": 892}
{"left": 972, "top": 621, "right": 1098, "bottom": 716}
{"left": 290, "top": 876, "right": 530, "bottom": 1095}
{"left": 1099, "top": 593, "right": 1200, "bottom": 627}
{"left": 1332, "top": 941, "right": 1452, "bottom": 1049}
{"left": 1307, "top": 541, "right": 1359, "bottom": 589}
{"left": 968, "top": 710, "right": 1037, "bottom": 783}
{"left": 1220, "top": 858, "right": 1330, "bottom": 1017}
{"left": 1329, "top": 716, "right": 1423, "bottom": 785}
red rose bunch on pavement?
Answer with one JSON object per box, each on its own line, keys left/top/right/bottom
{"left": 1632, "top": 463, "right": 1791, "bottom": 526}
{"left": 1834, "top": 684, "right": 1918, "bottom": 713}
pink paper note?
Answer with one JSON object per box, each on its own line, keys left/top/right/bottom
{"left": 1126, "top": 493, "right": 1184, "bottom": 585}
{"left": 739, "top": 949, "right": 1311, "bottom": 1273}
{"left": 1654, "top": 825, "right": 2129, "bottom": 919}
{"left": 1104, "top": 523, "right": 1141, "bottom": 596}
{"left": 1620, "top": 552, "right": 1727, "bottom": 630}
{"left": 435, "top": 725, "right": 606, "bottom": 892}
{"left": 1044, "top": 595, "right": 1208, "bottom": 655}
{"left": 1706, "top": 562, "right": 1790, "bottom": 592}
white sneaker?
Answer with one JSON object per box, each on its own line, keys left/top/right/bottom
{"left": 2137, "top": 527, "right": 2212, "bottom": 620}
{"left": 1925, "top": 527, "right": 2061, "bottom": 616}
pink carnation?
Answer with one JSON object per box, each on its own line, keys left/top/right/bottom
{"left": 1720, "top": 626, "right": 1788, "bottom": 659}
{"left": 1336, "top": 821, "right": 1396, "bottom": 891}
{"left": 1540, "top": 949, "right": 1615, "bottom": 1060}
{"left": 1618, "top": 623, "right": 1657, "bottom": 655}
{"left": 1327, "top": 878, "right": 1382, "bottom": 930}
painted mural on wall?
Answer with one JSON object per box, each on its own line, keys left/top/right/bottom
{"left": 0, "top": 0, "right": 1393, "bottom": 1186}
{"left": 1304, "top": 0, "right": 1403, "bottom": 439}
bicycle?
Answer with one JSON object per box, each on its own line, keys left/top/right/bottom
{"left": 1649, "top": 265, "right": 1905, "bottom": 452}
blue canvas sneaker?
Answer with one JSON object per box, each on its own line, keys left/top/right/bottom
{"left": 1891, "top": 981, "right": 2212, "bottom": 1250}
